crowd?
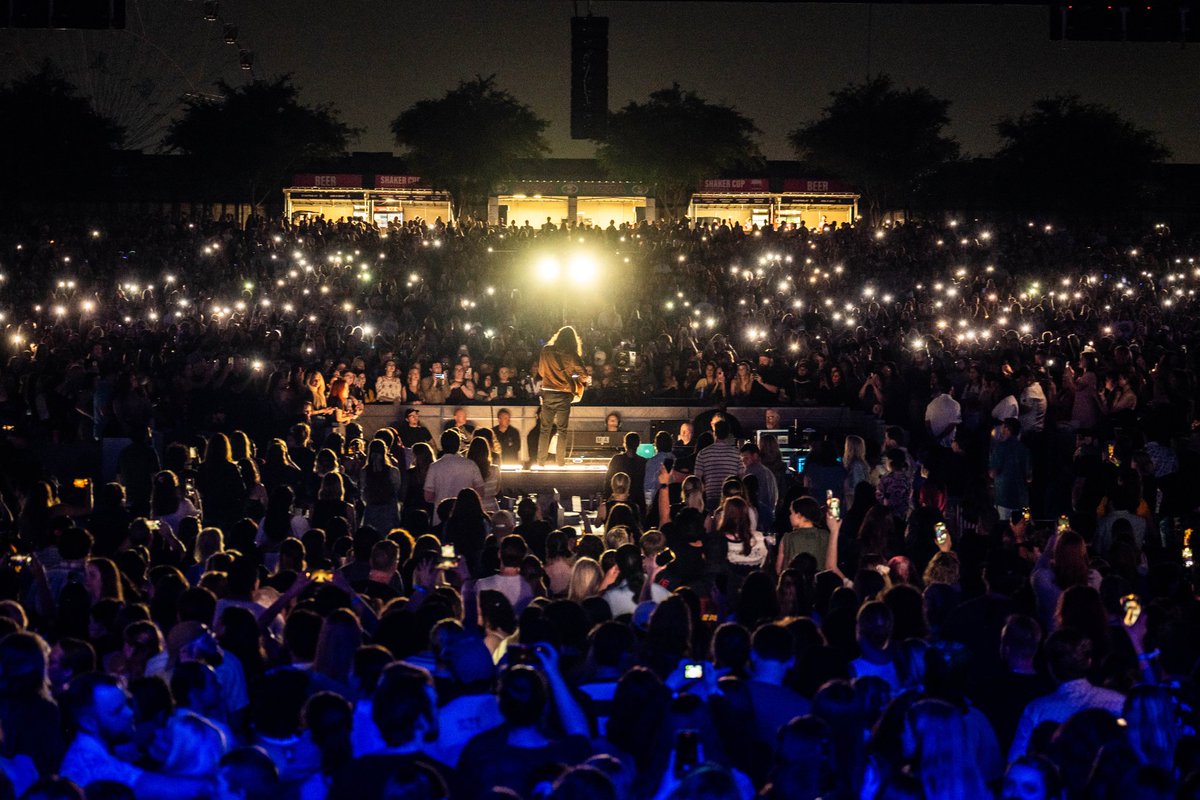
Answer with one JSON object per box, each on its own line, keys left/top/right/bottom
{"left": 0, "top": 211, "right": 1195, "bottom": 799}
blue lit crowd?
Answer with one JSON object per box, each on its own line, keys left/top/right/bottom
{"left": 0, "top": 213, "right": 1195, "bottom": 799}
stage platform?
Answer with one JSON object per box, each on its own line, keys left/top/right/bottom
{"left": 497, "top": 459, "right": 612, "bottom": 497}
{"left": 354, "top": 403, "right": 885, "bottom": 465}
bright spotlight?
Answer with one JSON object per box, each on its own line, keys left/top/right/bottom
{"left": 536, "top": 256, "right": 560, "bottom": 282}
{"left": 567, "top": 253, "right": 597, "bottom": 285}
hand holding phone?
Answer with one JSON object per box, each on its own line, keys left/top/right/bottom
{"left": 674, "top": 730, "right": 702, "bottom": 778}
{"left": 1121, "top": 594, "right": 1142, "bottom": 627}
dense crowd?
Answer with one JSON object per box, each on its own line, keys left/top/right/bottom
{"left": 0, "top": 212, "right": 1197, "bottom": 799}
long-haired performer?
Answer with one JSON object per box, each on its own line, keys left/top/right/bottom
{"left": 536, "top": 325, "right": 588, "bottom": 466}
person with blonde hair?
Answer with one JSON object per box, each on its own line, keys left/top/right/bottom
{"left": 567, "top": 557, "right": 604, "bottom": 603}
{"left": 842, "top": 435, "right": 872, "bottom": 506}
{"left": 161, "top": 711, "right": 227, "bottom": 778}
{"left": 597, "top": 472, "right": 631, "bottom": 525}
{"left": 905, "top": 698, "right": 991, "bottom": 799}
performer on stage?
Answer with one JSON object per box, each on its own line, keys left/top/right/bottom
{"left": 536, "top": 325, "right": 588, "bottom": 466}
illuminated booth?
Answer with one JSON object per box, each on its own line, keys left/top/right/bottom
{"left": 776, "top": 179, "right": 859, "bottom": 228}
{"left": 489, "top": 180, "right": 656, "bottom": 228}
{"left": 284, "top": 174, "right": 453, "bottom": 224}
{"left": 689, "top": 178, "right": 859, "bottom": 228}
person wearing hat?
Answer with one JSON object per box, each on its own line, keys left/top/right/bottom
{"left": 398, "top": 408, "right": 433, "bottom": 449}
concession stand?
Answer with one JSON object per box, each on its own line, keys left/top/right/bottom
{"left": 689, "top": 177, "right": 859, "bottom": 228}
{"left": 489, "top": 179, "right": 657, "bottom": 228}
{"left": 283, "top": 173, "right": 453, "bottom": 224}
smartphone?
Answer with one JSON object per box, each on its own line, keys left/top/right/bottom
{"left": 434, "top": 373, "right": 446, "bottom": 380}
{"left": 934, "top": 522, "right": 949, "bottom": 547}
{"left": 309, "top": 569, "right": 334, "bottom": 583}
{"left": 683, "top": 662, "right": 704, "bottom": 681}
{"left": 1058, "top": 515, "right": 1071, "bottom": 534}
{"left": 188, "top": 447, "right": 199, "bottom": 461}
{"left": 674, "top": 730, "right": 701, "bottom": 777}
{"left": 506, "top": 643, "right": 540, "bottom": 666}
{"left": 656, "top": 548, "right": 676, "bottom": 567}
{"left": 438, "top": 543, "right": 457, "bottom": 568}
{"left": 1185, "top": 528, "right": 1195, "bottom": 570}
{"left": 1121, "top": 594, "right": 1142, "bottom": 627}
{"left": 829, "top": 496, "right": 841, "bottom": 521}
{"left": 1022, "top": 508, "right": 1032, "bottom": 522}
{"left": 72, "top": 478, "right": 90, "bottom": 490}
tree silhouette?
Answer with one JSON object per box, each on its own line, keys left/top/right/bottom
{"left": 596, "top": 84, "right": 762, "bottom": 218}
{"left": 391, "top": 76, "right": 549, "bottom": 216}
{"left": 0, "top": 63, "right": 123, "bottom": 201}
{"left": 165, "top": 75, "right": 358, "bottom": 210}
{"left": 994, "top": 95, "right": 1168, "bottom": 219}
{"left": 789, "top": 75, "right": 959, "bottom": 223}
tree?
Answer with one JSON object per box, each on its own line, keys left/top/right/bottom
{"left": 165, "top": 76, "right": 357, "bottom": 209}
{"left": 596, "top": 84, "right": 762, "bottom": 218}
{"left": 994, "top": 95, "right": 1169, "bottom": 218}
{"left": 0, "top": 63, "right": 124, "bottom": 200}
{"left": 789, "top": 75, "right": 959, "bottom": 223}
{"left": 391, "top": 76, "right": 549, "bottom": 216}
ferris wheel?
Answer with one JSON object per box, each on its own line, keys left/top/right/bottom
{"left": 0, "top": 0, "right": 254, "bottom": 152}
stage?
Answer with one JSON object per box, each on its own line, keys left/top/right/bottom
{"left": 355, "top": 402, "right": 885, "bottom": 465}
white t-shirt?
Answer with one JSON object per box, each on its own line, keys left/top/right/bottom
{"left": 424, "top": 455, "right": 484, "bottom": 523}
{"left": 924, "top": 393, "right": 962, "bottom": 446}
{"left": 603, "top": 580, "right": 671, "bottom": 617}
{"left": 992, "top": 394, "right": 1020, "bottom": 422}
{"left": 1020, "top": 383, "right": 1047, "bottom": 433}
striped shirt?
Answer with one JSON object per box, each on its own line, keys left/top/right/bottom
{"left": 695, "top": 440, "right": 744, "bottom": 504}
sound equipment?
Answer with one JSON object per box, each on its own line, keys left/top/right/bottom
{"left": 571, "top": 15, "right": 609, "bottom": 140}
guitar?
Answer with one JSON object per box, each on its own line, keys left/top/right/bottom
{"left": 570, "top": 372, "right": 591, "bottom": 404}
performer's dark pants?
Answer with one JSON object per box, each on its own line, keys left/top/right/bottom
{"left": 537, "top": 390, "right": 573, "bottom": 465}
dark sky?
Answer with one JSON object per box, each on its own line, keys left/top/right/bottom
{"left": 6, "top": 1, "right": 1199, "bottom": 161}
{"left": 226, "top": 1, "right": 1200, "bottom": 162}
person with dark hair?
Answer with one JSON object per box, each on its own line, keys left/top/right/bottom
{"left": 849, "top": 602, "right": 899, "bottom": 690}
{"left": 724, "top": 623, "right": 813, "bottom": 755}
{"left": 1009, "top": 627, "right": 1125, "bottom": 762}
{"left": 695, "top": 420, "right": 742, "bottom": 510}
{"left": 328, "top": 663, "right": 454, "bottom": 799}
{"left": 973, "top": 614, "right": 1054, "bottom": 750}
{"left": 61, "top": 673, "right": 209, "bottom": 797}
{"left": 775, "top": 496, "right": 830, "bottom": 573}
{"left": 0, "top": 631, "right": 65, "bottom": 776}
{"left": 536, "top": 326, "right": 588, "bottom": 467}
{"left": 423, "top": 430, "right": 484, "bottom": 526}
{"left": 990, "top": 417, "right": 1031, "bottom": 522}
{"left": 1001, "top": 754, "right": 1063, "bottom": 800}
{"left": 216, "top": 746, "right": 280, "bottom": 800}
{"left": 456, "top": 648, "right": 591, "bottom": 798}
{"left": 474, "top": 535, "right": 535, "bottom": 614}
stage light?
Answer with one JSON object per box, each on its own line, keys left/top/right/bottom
{"left": 536, "top": 256, "right": 560, "bottom": 282}
{"left": 567, "top": 253, "right": 597, "bottom": 285}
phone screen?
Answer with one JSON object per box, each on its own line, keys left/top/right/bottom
{"left": 1121, "top": 594, "right": 1141, "bottom": 627}
{"left": 675, "top": 730, "right": 700, "bottom": 777}
{"left": 683, "top": 663, "right": 703, "bottom": 680}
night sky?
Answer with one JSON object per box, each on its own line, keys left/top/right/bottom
{"left": 6, "top": 1, "right": 1200, "bottom": 161}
